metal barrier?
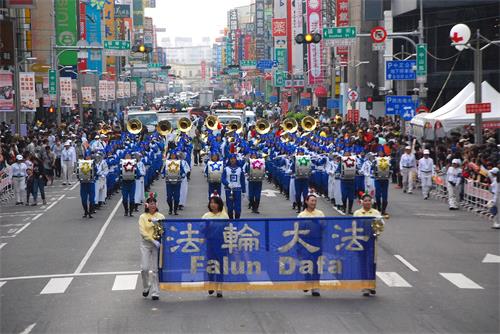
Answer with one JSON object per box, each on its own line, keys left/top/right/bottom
{"left": 0, "top": 166, "right": 14, "bottom": 204}
{"left": 430, "top": 173, "right": 494, "bottom": 220}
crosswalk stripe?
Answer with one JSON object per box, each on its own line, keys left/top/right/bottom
{"left": 0, "top": 282, "right": 6, "bottom": 288}
{"left": 0, "top": 243, "right": 7, "bottom": 250}
{"left": 112, "top": 275, "right": 138, "bottom": 291}
{"left": 40, "top": 277, "right": 73, "bottom": 294}
{"left": 439, "top": 273, "right": 484, "bottom": 289}
{"left": 376, "top": 271, "right": 412, "bottom": 287}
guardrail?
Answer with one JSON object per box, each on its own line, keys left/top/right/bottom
{"left": 0, "top": 166, "right": 14, "bottom": 204}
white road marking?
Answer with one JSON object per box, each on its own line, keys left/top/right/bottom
{"left": 32, "top": 213, "right": 43, "bottom": 221}
{"left": 482, "top": 253, "right": 500, "bottom": 263}
{"left": 40, "top": 277, "right": 73, "bottom": 294}
{"left": 45, "top": 194, "right": 65, "bottom": 211}
{"left": 0, "top": 243, "right": 7, "bottom": 250}
{"left": 66, "top": 196, "right": 76, "bottom": 199}
{"left": 112, "top": 275, "right": 138, "bottom": 291}
{"left": 19, "top": 322, "right": 36, "bottom": 334}
{"left": 14, "top": 223, "right": 31, "bottom": 235}
{"left": 23, "top": 217, "right": 31, "bottom": 221}
{"left": 376, "top": 271, "right": 412, "bottom": 287}
{"left": 394, "top": 254, "right": 419, "bottom": 272}
{"left": 0, "top": 281, "right": 5, "bottom": 288}
{"left": 440, "top": 273, "right": 484, "bottom": 289}
{"left": 261, "top": 189, "right": 279, "bottom": 197}
{"left": 73, "top": 199, "right": 123, "bottom": 274}
{"left": 70, "top": 182, "right": 79, "bottom": 190}
{"left": 0, "top": 212, "right": 41, "bottom": 217}
{"left": 0, "top": 270, "right": 140, "bottom": 282}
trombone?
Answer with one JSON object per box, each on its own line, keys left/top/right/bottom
{"left": 126, "top": 118, "right": 143, "bottom": 135}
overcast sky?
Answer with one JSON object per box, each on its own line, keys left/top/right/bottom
{"left": 145, "top": 0, "right": 252, "bottom": 45}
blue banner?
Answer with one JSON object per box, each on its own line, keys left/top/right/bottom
{"left": 86, "top": 4, "right": 102, "bottom": 73}
{"left": 159, "top": 217, "right": 376, "bottom": 291}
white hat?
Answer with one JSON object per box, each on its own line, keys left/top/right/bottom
{"left": 16, "top": 154, "right": 23, "bottom": 161}
{"left": 490, "top": 167, "right": 499, "bottom": 175}
{"left": 405, "top": 146, "right": 411, "bottom": 150}
{"left": 423, "top": 149, "right": 430, "bottom": 154}
{"left": 95, "top": 135, "right": 100, "bottom": 139}
{"left": 100, "top": 134, "right": 107, "bottom": 138}
{"left": 64, "top": 140, "right": 71, "bottom": 146}
{"left": 452, "top": 158, "right": 461, "bottom": 164}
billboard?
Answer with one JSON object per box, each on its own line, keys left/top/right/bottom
{"left": 0, "top": 72, "right": 14, "bottom": 111}
{"left": 55, "top": 0, "right": 78, "bottom": 65}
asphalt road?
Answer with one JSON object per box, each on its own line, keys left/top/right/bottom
{"left": 1, "top": 165, "right": 499, "bottom": 334}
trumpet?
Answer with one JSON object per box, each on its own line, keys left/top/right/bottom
{"left": 126, "top": 119, "right": 143, "bottom": 135}
{"left": 255, "top": 118, "right": 271, "bottom": 135}
{"left": 156, "top": 120, "right": 172, "bottom": 136}
{"left": 301, "top": 116, "right": 317, "bottom": 132}
{"left": 204, "top": 115, "right": 219, "bottom": 131}
{"left": 177, "top": 117, "right": 192, "bottom": 133}
{"left": 281, "top": 118, "right": 298, "bottom": 133}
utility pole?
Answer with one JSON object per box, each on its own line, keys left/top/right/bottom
{"left": 473, "top": 29, "right": 483, "bottom": 145}
{"left": 417, "top": 0, "right": 426, "bottom": 102}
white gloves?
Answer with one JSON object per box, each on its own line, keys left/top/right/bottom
{"left": 152, "top": 240, "right": 161, "bottom": 248}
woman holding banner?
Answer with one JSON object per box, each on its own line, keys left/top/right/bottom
{"left": 202, "top": 194, "right": 228, "bottom": 298}
{"left": 138, "top": 196, "right": 165, "bottom": 301}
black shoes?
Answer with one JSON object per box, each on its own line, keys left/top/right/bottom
{"left": 216, "top": 293, "right": 223, "bottom": 298}
{"left": 312, "top": 291, "right": 320, "bottom": 297}
{"left": 208, "top": 290, "right": 214, "bottom": 295}
{"left": 143, "top": 288, "right": 150, "bottom": 297}
{"left": 152, "top": 296, "right": 159, "bottom": 301}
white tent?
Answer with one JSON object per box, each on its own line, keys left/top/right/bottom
{"left": 435, "top": 81, "right": 500, "bottom": 132}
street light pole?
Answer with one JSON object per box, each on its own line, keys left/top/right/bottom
{"left": 474, "top": 29, "right": 483, "bottom": 145}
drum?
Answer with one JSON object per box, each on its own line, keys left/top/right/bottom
{"left": 207, "top": 161, "right": 223, "bottom": 183}
{"left": 121, "top": 159, "right": 137, "bottom": 180}
{"left": 341, "top": 156, "right": 356, "bottom": 179}
{"left": 165, "top": 159, "right": 181, "bottom": 183}
{"left": 248, "top": 158, "right": 266, "bottom": 181}
{"left": 295, "top": 155, "right": 312, "bottom": 179}
{"left": 77, "top": 159, "right": 94, "bottom": 182}
{"left": 374, "top": 157, "right": 391, "bottom": 179}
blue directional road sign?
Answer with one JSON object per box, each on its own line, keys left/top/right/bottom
{"left": 385, "top": 95, "right": 417, "bottom": 120}
{"left": 327, "top": 98, "right": 340, "bottom": 109}
{"left": 386, "top": 60, "right": 416, "bottom": 80}
{"left": 257, "top": 59, "right": 279, "bottom": 70}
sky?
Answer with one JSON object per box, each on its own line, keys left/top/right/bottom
{"left": 145, "top": 0, "right": 252, "bottom": 45}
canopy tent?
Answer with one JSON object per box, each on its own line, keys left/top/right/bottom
{"left": 410, "top": 81, "right": 500, "bottom": 138}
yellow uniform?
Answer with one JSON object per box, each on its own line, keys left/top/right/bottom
{"left": 202, "top": 211, "right": 230, "bottom": 219}
{"left": 139, "top": 212, "right": 166, "bottom": 241}
{"left": 353, "top": 208, "right": 381, "bottom": 217}
{"left": 298, "top": 209, "right": 325, "bottom": 218}
{"left": 138, "top": 211, "right": 165, "bottom": 299}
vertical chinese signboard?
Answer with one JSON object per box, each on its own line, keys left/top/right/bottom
{"left": 59, "top": 77, "right": 73, "bottom": 107}
{"left": 255, "top": 0, "right": 265, "bottom": 60}
{"left": 19, "top": 72, "right": 36, "bottom": 111}
{"left": 107, "top": 81, "right": 116, "bottom": 101}
{"left": 306, "top": 0, "right": 323, "bottom": 84}
{"left": 55, "top": 0, "right": 78, "bottom": 66}
{"left": 336, "top": 0, "right": 349, "bottom": 64}
{"left": 99, "top": 80, "right": 108, "bottom": 102}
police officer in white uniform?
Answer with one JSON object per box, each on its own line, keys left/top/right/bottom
{"left": 418, "top": 149, "right": 435, "bottom": 200}
{"left": 61, "top": 140, "right": 76, "bottom": 185}
{"left": 446, "top": 159, "right": 462, "bottom": 210}
{"left": 399, "top": 146, "right": 416, "bottom": 194}
{"left": 10, "top": 155, "right": 28, "bottom": 205}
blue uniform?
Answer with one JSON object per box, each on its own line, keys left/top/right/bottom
{"left": 245, "top": 160, "right": 264, "bottom": 213}
{"left": 163, "top": 159, "right": 185, "bottom": 215}
{"left": 222, "top": 164, "right": 246, "bottom": 219}
{"left": 290, "top": 156, "right": 310, "bottom": 212}
{"left": 79, "top": 161, "right": 97, "bottom": 218}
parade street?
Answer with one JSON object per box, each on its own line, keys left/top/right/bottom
{"left": 1, "top": 166, "right": 498, "bottom": 334}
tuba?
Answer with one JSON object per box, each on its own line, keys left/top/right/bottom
{"left": 156, "top": 120, "right": 172, "bottom": 136}
{"left": 227, "top": 119, "right": 243, "bottom": 134}
{"left": 177, "top": 117, "right": 192, "bottom": 133}
{"left": 281, "top": 118, "right": 298, "bottom": 133}
{"left": 204, "top": 115, "right": 219, "bottom": 131}
{"left": 255, "top": 118, "right": 271, "bottom": 135}
{"left": 127, "top": 118, "right": 143, "bottom": 135}
{"left": 301, "top": 116, "right": 317, "bottom": 132}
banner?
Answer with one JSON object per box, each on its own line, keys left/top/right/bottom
{"left": 42, "top": 76, "right": 51, "bottom": 107}
{"left": 55, "top": 0, "right": 78, "bottom": 65}
{"left": 159, "top": 217, "right": 376, "bottom": 291}
{"left": 99, "top": 80, "right": 108, "bottom": 101}
{"left": 117, "top": 81, "right": 125, "bottom": 98}
{"left": 131, "top": 81, "right": 137, "bottom": 96}
{"left": 0, "top": 71, "right": 14, "bottom": 111}
{"left": 19, "top": 72, "right": 36, "bottom": 111}
{"left": 291, "top": 0, "right": 304, "bottom": 75}
{"left": 254, "top": 0, "right": 265, "bottom": 60}
{"left": 336, "top": 0, "right": 349, "bottom": 64}
{"left": 82, "top": 87, "right": 93, "bottom": 104}
{"left": 145, "top": 82, "right": 154, "bottom": 94}
{"left": 104, "top": 0, "right": 115, "bottom": 74}
{"left": 124, "top": 81, "right": 130, "bottom": 98}
{"left": 107, "top": 81, "right": 115, "bottom": 100}
{"left": 59, "top": 77, "right": 72, "bottom": 107}
{"left": 132, "top": 0, "right": 144, "bottom": 29}
{"left": 306, "top": 0, "right": 323, "bottom": 84}
{"left": 86, "top": 3, "right": 103, "bottom": 73}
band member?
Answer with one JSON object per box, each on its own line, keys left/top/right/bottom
{"left": 355, "top": 151, "right": 366, "bottom": 199}
{"left": 446, "top": 159, "right": 462, "bottom": 210}
{"left": 163, "top": 150, "right": 185, "bottom": 215}
{"left": 202, "top": 195, "right": 229, "bottom": 298}
{"left": 94, "top": 152, "right": 108, "bottom": 208}
{"left": 418, "top": 149, "right": 435, "bottom": 200}
{"left": 339, "top": 150, "right": 357, "bottom": 214}
{"left": 61, "top": 140, "right": 76, "bottom": 185}
{"left": 291, "top": 148, "right": 311, "bottom": 213}
{"left": 246, "top": 151, "right": 265, "bottom": 214}
{"left": 9, "top": 155, "right": 27, "bottom": 205}
{"left": 134, "top": 152, "right": 146, "bottom": 212}
{"left": 326, "top": 154, "right": 336, "bottom": 205}
{"left": 361, "top": 153, "right": 375, "bottom": 197}
{"left": 298, "top": 193, "right": 324, "bottom": 297}
{"left": 354, "top": 194, "right": 381, "bottom": 217}
{"left": 373, "top": 150, "right": 391, "bottom": 217}
{"left": 139, "top": 197, "right": 165, "bottom": 301}
{"left": 400, "top": 145, "right": 416, "bottom": 194}
{"left": 222, "top": 153, "right": 246, "bottom": 219}
{"left": 78, "top": 154, "right": 97, "bottom": 218}
{"left": 120, "top": 153, "right": 137, "bottom": 217}
{"left": 488, "top": 168, "right": 499, "bottom": 229}
{"left": 179, "top": 151, "right": 191, "bottom": 210}
{"left": 205, "top": 152, "right": 223, "bottom": 200}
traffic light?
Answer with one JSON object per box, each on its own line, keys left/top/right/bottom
{"left": 132, "top": 44, "right": 152, "bottom": 53}
{"left": 48, "top": 105, "right": 55, "bottom": 113}
{"left": 366, "top": 96, "right": 373, "bottom": 110}
{"left": 295, "top": 33, "right": 322, "bottom": 44}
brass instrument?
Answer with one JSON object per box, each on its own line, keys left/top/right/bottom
{"left": 113, "top": 125, "right": 122, "bottom": 133}
{"left": 280, "top": 132, "right": 294, "bottom": 143}
{"left": 371, "top": 218, "right": 385, "bottom": 237}
{"left": 204, "top": 115, "right": 219, "bottom": 131}
{"left": 177, "top": 117, "right": 192, "bottom": 133}
{"left": 150, "top": 218, "right": 164, "bottom": 240}
{"left": 156, "top": 120, "right": 172, "bottom": 136}
{"left": 100, "top": 124, "right": 112, "bottom": 135}
{"left": 282, "top": 118, "right": 298, "bottom": 133}
{"left": 226, "top": 119, "right": 243, "bottom": 134}
{"left": 255, "top": 118, "right": 271, "bottom": 135}
{"left": 301, "top": 116, "right": 317, "bottom": 132}
{"left": 126, "top": 118, "right": 143, "bottom": 135}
